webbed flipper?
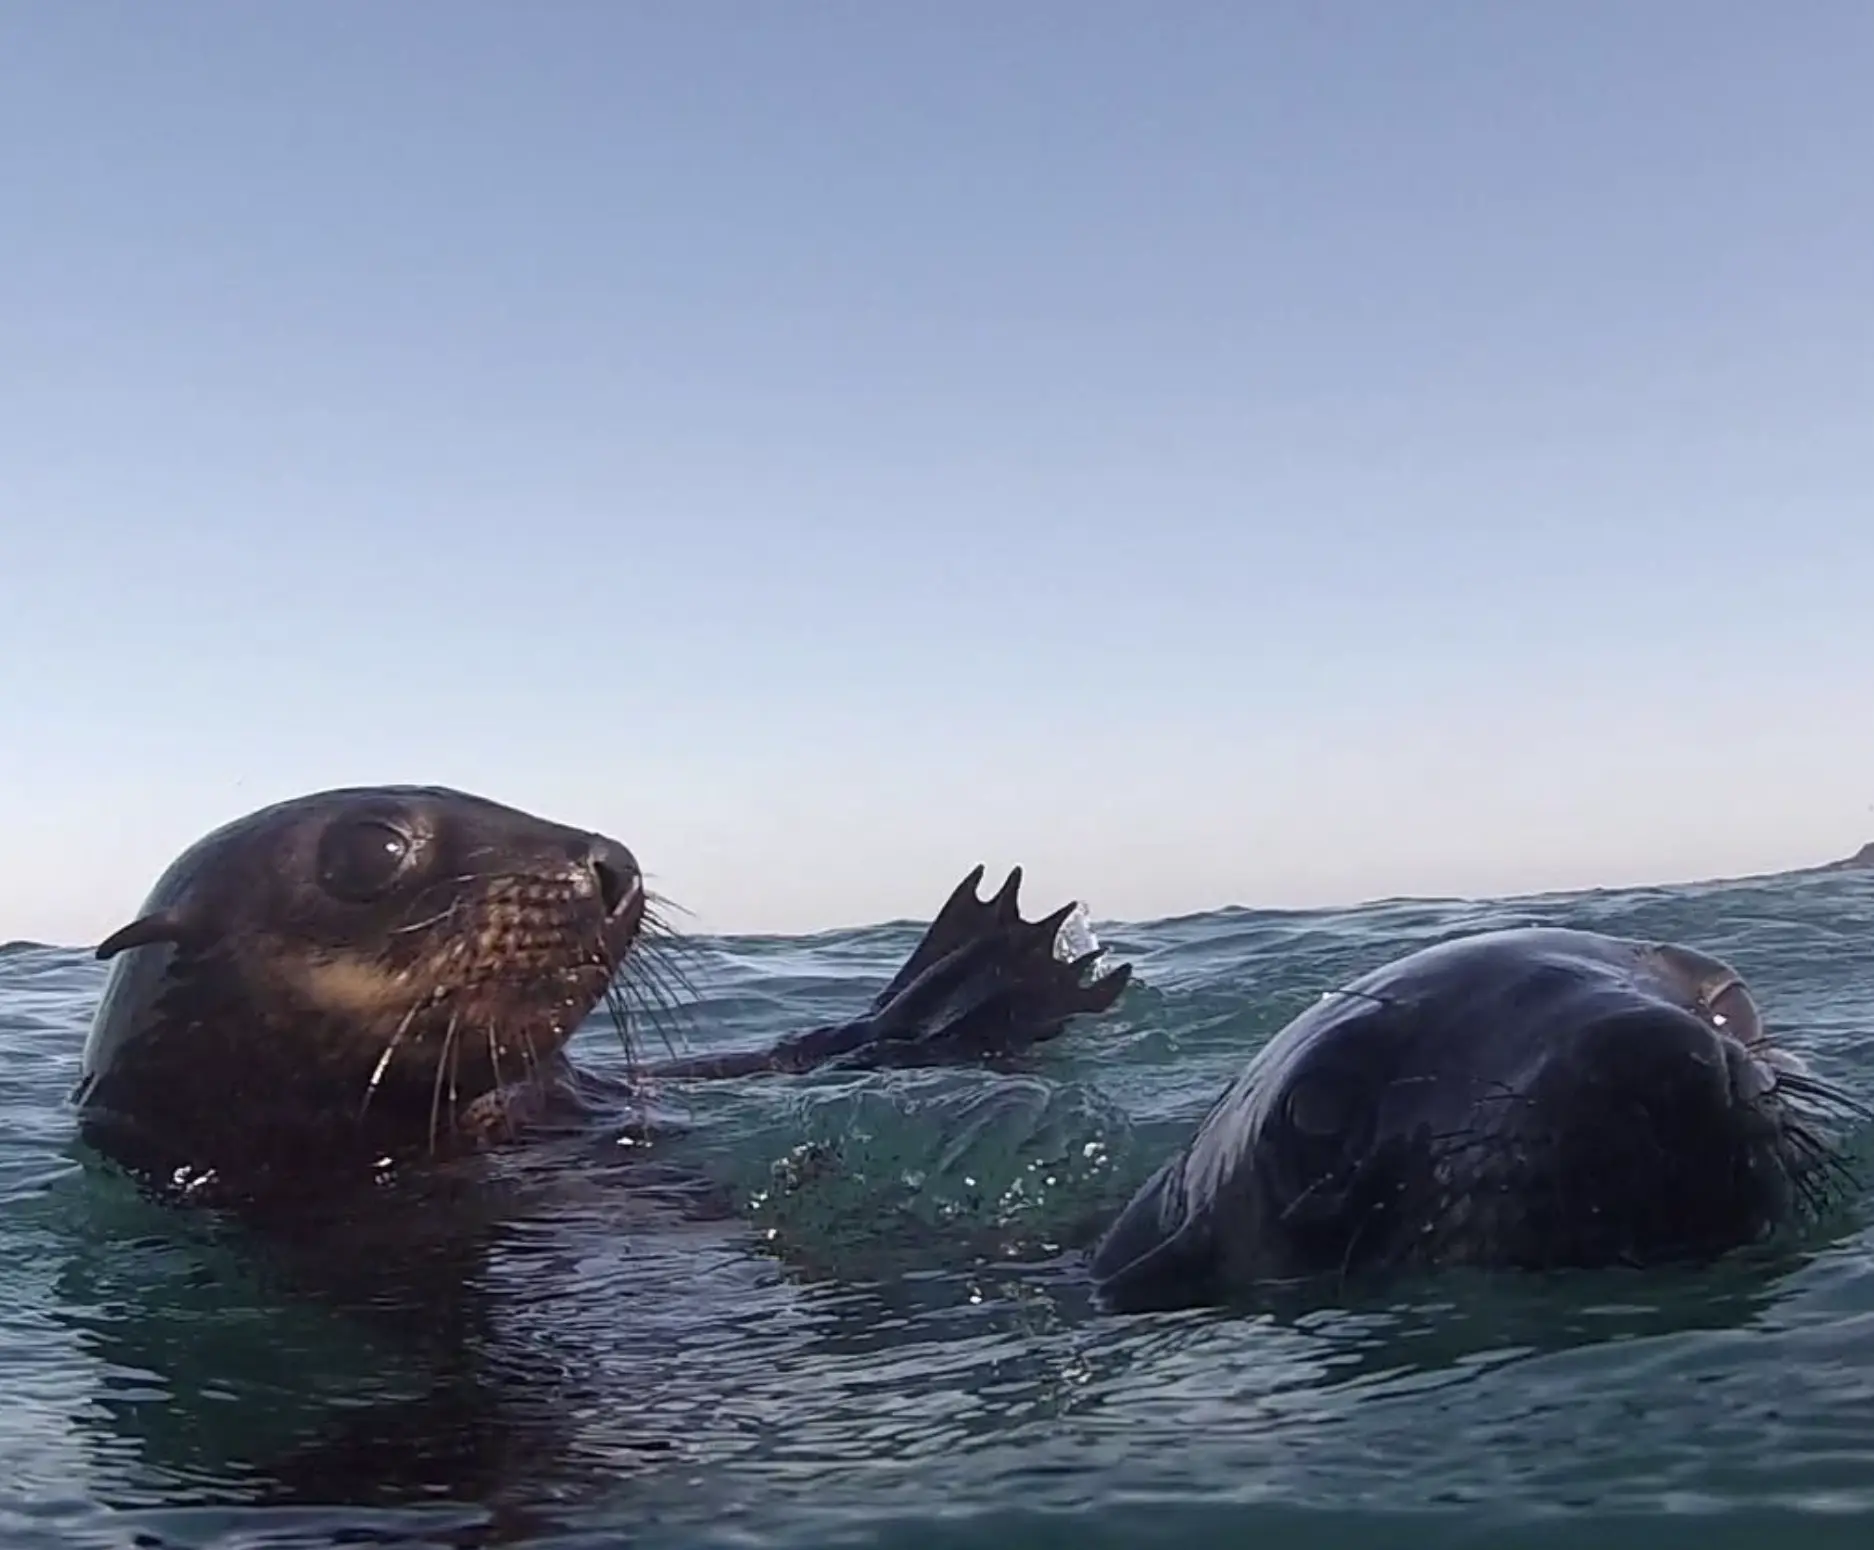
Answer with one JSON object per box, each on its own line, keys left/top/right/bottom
{"left": 644, "top": 868, "right": 1131, "bottom": 1079}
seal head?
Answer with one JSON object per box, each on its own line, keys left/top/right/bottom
{"left": 1090, "top": 927, "right": 1859, "bottom": 1312}
{"left": 74, "top": 785, "right": 645, "bottom": 1201}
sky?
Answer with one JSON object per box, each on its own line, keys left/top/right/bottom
{"left": 3, "top": 2, "right": 1873, "bottom": 945}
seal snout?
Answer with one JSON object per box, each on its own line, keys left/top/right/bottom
{"left": 1720, "top": 1035, "right": 1779, "bottom": 1106}
{"left": 1571, "top": 1007, "right": 1737, "bottom": 1107}
{"left": 576, "top": 833, "right": 643, "bottom": 923}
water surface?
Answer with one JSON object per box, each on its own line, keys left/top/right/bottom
{"left": 4, "top": 869, "right": 1874, "bottom": 1548}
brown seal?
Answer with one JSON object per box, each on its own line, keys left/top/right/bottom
{"left": 73, "top": 784, "right": 1131, "bottom": 1208}
{"left": 73, "top": 785, "right": 647, "bottom": 1204}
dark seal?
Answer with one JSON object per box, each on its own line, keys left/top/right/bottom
{"left": 74, "top": 785, "right": 1131, "bottom": 1208}
{"left": 76, "top": 790, "right": 1858, "bottom": 1321}
{"left": 74, "top": 786, "right": 649, "bottom": 1201}
{"left": 1089, "top": 926, "right": 1861, "bottom": 1313}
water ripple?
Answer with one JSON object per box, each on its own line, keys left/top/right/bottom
{"left": 2, "top": 872, "right": 1873, "bottom": 1546}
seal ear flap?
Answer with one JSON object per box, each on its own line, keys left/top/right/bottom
{"left": 95, "top": 911, "right": 189, "bottom": 962}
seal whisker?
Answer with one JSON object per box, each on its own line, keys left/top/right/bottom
{"left": 640, "top": 890, "right": 705, "bottom": 944}
{"left": 636, "top": 927, "right": 711, "bottom": 984}
{"left": 1333, "top": 1202, "right": 1384, "bottom": 1293}
{"left": 631, "top": 997, "right": 690, "bottom": 1062}
{"left": 642, "top": 886, "right": 693, "bottom": 918}
{"left": 615, "top": 953, "right": 696, "bottom": 1055}
{"left": 638, "top": 894, "right": 711, "bottom": 953}
{"left": 610, "top": 971, "right": 697, "bottom": 1067}
{"left": 517, "top": 1025, "right": 543, "bottom": 1087}
{"left": 1778, "top": 1070, "right": 1872, "bottom": 1123}
{"left": 613, "top": 985, "right": 670, "bottom": 1060}
{"left": 1780, "top": 1132, "right": 1839, "bottom": 1221}
{"left": 1780, "top": 1118, "right": 1859, "bottom": 1209}
{"left": 624, "top": 932, "right": 698, "bottom": 999}
{"left": 427, "top": 1009, "right": 461, "bottom": 1157}
{"left": 358, "top": 1000, "right": 425, "bottom": 1119}
{"left": 448, "top": 1021, "right": 462, "bottom": 1131}
{"left": 484, "top": 1022, "right": 508, "bottom": 1113}
{"left": 387, "top": 899, "right": 464, "bottom": 937}
{"left": 602, "top": 982, "right": 643, "bottom": 1071}
{"left": 629, "top": 962, "right": 698, "bottom": 1035}
{"left": 634, "top": 914, "right": 713, "bottom": 1004}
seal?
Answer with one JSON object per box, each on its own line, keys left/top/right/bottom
{"left": 73, "top": 784, "right": 1131, "bottom": 1208}
{"left": 73, "top": 786, "right": 650, "bottom": 1202}
{"left": 78, "top": 787, "right": 1855, "bottom": 1325}
{"left": 1088, "top": 926, "right": 1861, "bottom": 1312}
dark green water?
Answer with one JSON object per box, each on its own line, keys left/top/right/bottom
{"left": 4, "top": 869, "right": 1874, "bottom": 1549}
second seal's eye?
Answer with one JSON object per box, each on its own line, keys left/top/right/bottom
{"left": 316, "top": 819, "right": 413, "bottom": 903}
{"left": 1283, "top": 1076, "right": 1349, "bottom": 1139}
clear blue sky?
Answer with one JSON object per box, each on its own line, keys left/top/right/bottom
{"left": 3, "top": 3, "right": 1872, "bottom": 944}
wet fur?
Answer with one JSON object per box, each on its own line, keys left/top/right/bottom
{"left": 64, "top": 788, "right": 1134, "bottom": 1513}
{"left": 59, "top": 790, "right": 1870, "bottom": 1516}
{"left": 1089, "top": 927, "right": 1864, "bottom": 1314}
{"left": 73, "top": 788, "right": 1130, "bottom": 1214}
{"left": 75, "top": 793, "right": 645, "bottom": 1205}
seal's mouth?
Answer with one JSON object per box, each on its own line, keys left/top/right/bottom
{"left": 337, "top": 832, "right": 650, "bottom": 1109}
{"left": 1427, "top": 1016, "right": 1866, "bottom": 1268}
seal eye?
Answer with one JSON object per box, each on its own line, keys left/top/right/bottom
{"left": 316, "top": 818, "right": 413, "bottom": 904}
{"left": 1284, "top": 1077, "right": 1347, "bottom": 1139}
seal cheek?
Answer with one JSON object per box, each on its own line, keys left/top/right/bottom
{"left": 285, "top": 952, "right": 415, "bottom": 1022}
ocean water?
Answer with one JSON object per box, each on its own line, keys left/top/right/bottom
{"left": 4, "top": 869, "right": 1874, "bottom": 1550}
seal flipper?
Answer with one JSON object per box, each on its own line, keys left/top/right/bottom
{"left": 865, "top": 864, "right": 1007, "bottom": 1010}
{"left": 763, "top": 866, "right": 1132, "bottom": 1072}
{"left": 642, "top": 868, "right": 1131, "bottom": 1080}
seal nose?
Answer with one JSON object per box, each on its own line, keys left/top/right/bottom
{"left": 579, "top": 835, "right": 642, "bottom": 919}
{"left": 1558, "top": 1007, "right": 1737, "bottom": 1118}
